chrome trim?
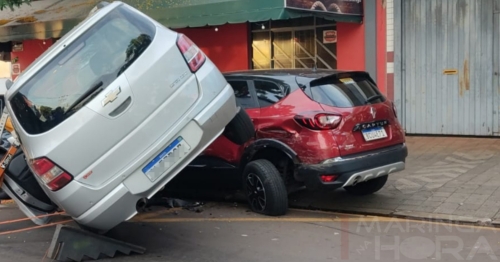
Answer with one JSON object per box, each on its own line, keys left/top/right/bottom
{"left": 102, "top": 87, "right": 122, "bottom": 107}
{"left": 342, "top": 162, "right": 405, "bottom": 187}
{"left": 321, "top": 144, "right": 406, "bottom": 165}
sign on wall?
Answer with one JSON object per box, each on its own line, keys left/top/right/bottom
{"left": 323, "top": 30, "right": 337, "bottom": 43}
{"left": 285, "top": 0, "right": 363, "bottom": 16}
{"left": 11, "top": 63, "right": 20, "bottom": 76}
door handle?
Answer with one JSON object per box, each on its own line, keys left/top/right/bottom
{"left": 109, "top": 96, "right": 132, "bottom": 117}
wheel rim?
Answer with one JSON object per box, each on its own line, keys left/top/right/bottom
{"left": 246, "top": 173, "right": 266, "bottom": 212}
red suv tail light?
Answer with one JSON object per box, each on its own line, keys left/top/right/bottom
{"left": 176, "top": 33, "right": 206, "bottom": 72}
{"left": 294, "top": 112, "right": 342, "bottom": 130}
{"left": 29, "top": 157, "right": 73, "bottom": 191}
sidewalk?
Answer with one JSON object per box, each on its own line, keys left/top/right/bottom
{"left": 289, "top": 136, "right": 500, "bottom": 225}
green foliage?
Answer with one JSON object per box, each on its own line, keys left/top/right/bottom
{"left": 0, "top": 0, "right": 32, "bottom": 11}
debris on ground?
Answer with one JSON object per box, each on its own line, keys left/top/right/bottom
{"left": 144, "top": 197, "right": 204, "bottom": 213}
{"left": 477, "top": 218, "right": 492, "bottom": 226}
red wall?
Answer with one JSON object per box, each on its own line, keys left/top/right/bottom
{"left": 176, "top": 23, "right": 249, "bottom": 72}
{"left": 376, "top": 0, "right": 387, "bottom": 94}
{"left": 10, "top": 39, "right": 53, "bottom": 80}
{"left": 337, "top": 0, "right": 387, "bottom": 95}
{"left": 336, "top": 22, "right": 365, "bottom": 71}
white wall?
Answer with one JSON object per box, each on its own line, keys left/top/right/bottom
{"left": 0, "top": 61, "right": 11, "bottom": 79}
{"left": 386, "top": 0, "right": 394, "bottom": 74}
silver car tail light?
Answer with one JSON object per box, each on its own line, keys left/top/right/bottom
{"left": 29, "top": 157, "right": 73, "bottom": 191}
{"left": 176, "top": 33, "right": 206, "bottom": 72}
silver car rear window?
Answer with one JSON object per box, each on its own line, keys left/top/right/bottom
{"left": 10, "top": 5, "right": 156, "bottom": 135}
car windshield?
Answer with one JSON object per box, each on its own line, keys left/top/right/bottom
{"left": 9, "top": 5, "right": 156, "bottom": 134}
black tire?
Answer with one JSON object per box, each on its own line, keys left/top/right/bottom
{"left": 0, "top": 189, "right": 10, "bottom": 200}
{"left": 344, "top": 175, "right": 388, "bottom": 195}
{"left": 224, "top": 108, "right": 255, "bottom": 145}
{"left": 242, "top": 159, "right": 288, "bottom": 216}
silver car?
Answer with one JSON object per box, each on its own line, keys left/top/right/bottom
{"left": 1, "top": 1, "right": 253, "bottom": 232}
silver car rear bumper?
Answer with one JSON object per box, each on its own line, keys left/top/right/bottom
{"left": 73, "top": 83, "right": 237, "bottom": 231}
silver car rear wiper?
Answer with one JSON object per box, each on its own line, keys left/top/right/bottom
{"left": 66, "top": 81, "right": 104, "bottom": 113}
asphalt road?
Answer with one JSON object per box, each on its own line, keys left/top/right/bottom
{"left": 0, "top": 202, "right": 499, "bottom": 262}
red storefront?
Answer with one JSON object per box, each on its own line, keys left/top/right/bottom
{"left": 0, "top": 0, "right": 388, "bottom": 94}
{"left": 154, "top": 0, "right": 388, "bottom": 94}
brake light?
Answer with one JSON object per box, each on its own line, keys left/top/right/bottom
{"left": 176, "top": 34, "right": 206, "bottom": 72}
{"left": 29, "top": 157, "right": 73, "bottom": 191}
{"left": 294, "top": 112, "right": 342, "bottom": 130}
{"left": 320, "top": 175, "right": 338, "bottom": 183}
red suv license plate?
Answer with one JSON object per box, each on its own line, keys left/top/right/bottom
{"left": 361, "top": 127, "right": 388, "bottom": 141}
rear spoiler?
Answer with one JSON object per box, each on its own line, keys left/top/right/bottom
{"left": 309, "top": 71, "right": 377, "bottom": 87}
{"left": 294, "top": 71, "right": 377, "bottom": 90}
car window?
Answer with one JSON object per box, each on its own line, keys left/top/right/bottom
{"left": 305, "top": 74, "right": 385, "bottom": 108}
{"left": 9, "top": 5, "right": 156, "bottom": 135}
{"left": 228, "top": 81, "right": 256, "bottom": 109}
{"left": 254, "top": 80, "right": 286, "bottom": 108}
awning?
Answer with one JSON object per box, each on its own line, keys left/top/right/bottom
{"left": 122, "top": 0, "right": 363, "bottom": 29}
{"left": 0, "top": 0, "right": 363, "bottom": 42}
{"left": 0, "top": 0, "right": 99, "bottom": 43}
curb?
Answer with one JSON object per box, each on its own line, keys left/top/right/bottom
{"left": 289, "top": 202, "right": 498, "bottom": 227}
{"left": 164, "top": 189, "right": 499, "bottom": 227}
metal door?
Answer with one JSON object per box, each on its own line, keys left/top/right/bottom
{"left": 401, "top": 0, "right": 498, "bottom": 136}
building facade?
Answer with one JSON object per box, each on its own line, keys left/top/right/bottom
{"left": 0, "top": 0, "right": 392, "bottom": 108}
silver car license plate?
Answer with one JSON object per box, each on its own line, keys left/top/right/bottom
{"left": 142, "top": 136, "right": 191, "bottom": 182}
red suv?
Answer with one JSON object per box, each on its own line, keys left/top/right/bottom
{"left": 178, "top": 69, "right": 408, "bottom": 216}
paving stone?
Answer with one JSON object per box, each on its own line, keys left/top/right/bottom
{"left": 434, "top": 203, "right": 460, "bottom": 214}
{"left": 474, "top": 205, "right": 495, "bottom": 213}
{"left": 396, "top": 205, "right": 421, "bottom": 211}
{"left": 460, "top": 184, "right": 480, "bottom": 190}
{"left": 453, "top": 209, "right": 476, "bottom": 216}
{"left": 433, "top": 187, "right": 457, "bottom": 193}
{"left": 407, "top": 195, "right": 431, "bottom": 201}
{"left": 474, "top": 210, "right": 498, "bottom": 219}
{"left": 421, "top": 200, "right": 443, "bottom": 208}
{"left": 473, "top": 186, "right": 497, "bottom": 196}
{"left": 363, "top": 203, "right": 400, "bottom": 211}
{"left": 426, "top": 196, "right": 449, "bottom": 202}
{"left": 464, "top": 194, "right": 490, "bottom": 205}
{"left": 481, "top": 200, "right": 500, "bottom": 208}
{"left": 444, "top": 181, "right": 463, "bottom": 188}
{"left": 479, "top": 185, "right": 498, "bottom": 191}
{"left": 382, "top": 199, "right": 406, "bottom": 205}
{"left": 414, "top": 206, "right": 440, "bottom": 213}
{"left": 469, "top": 162, "right": 498, "bottom": 175}
{"left": 456, "top": 203, "right": 482, "bottom": 211}
{"left": 457, "top": 187, "right": 479, "bottom": 194}
{"left": 431, "top": 192, "right": 453, "bottom": 197}
{"left": 446, "top": 193, "right": 470, "bottom": 203}
{"left": 403, "top": 200, "right": 424, "bottom": 206}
